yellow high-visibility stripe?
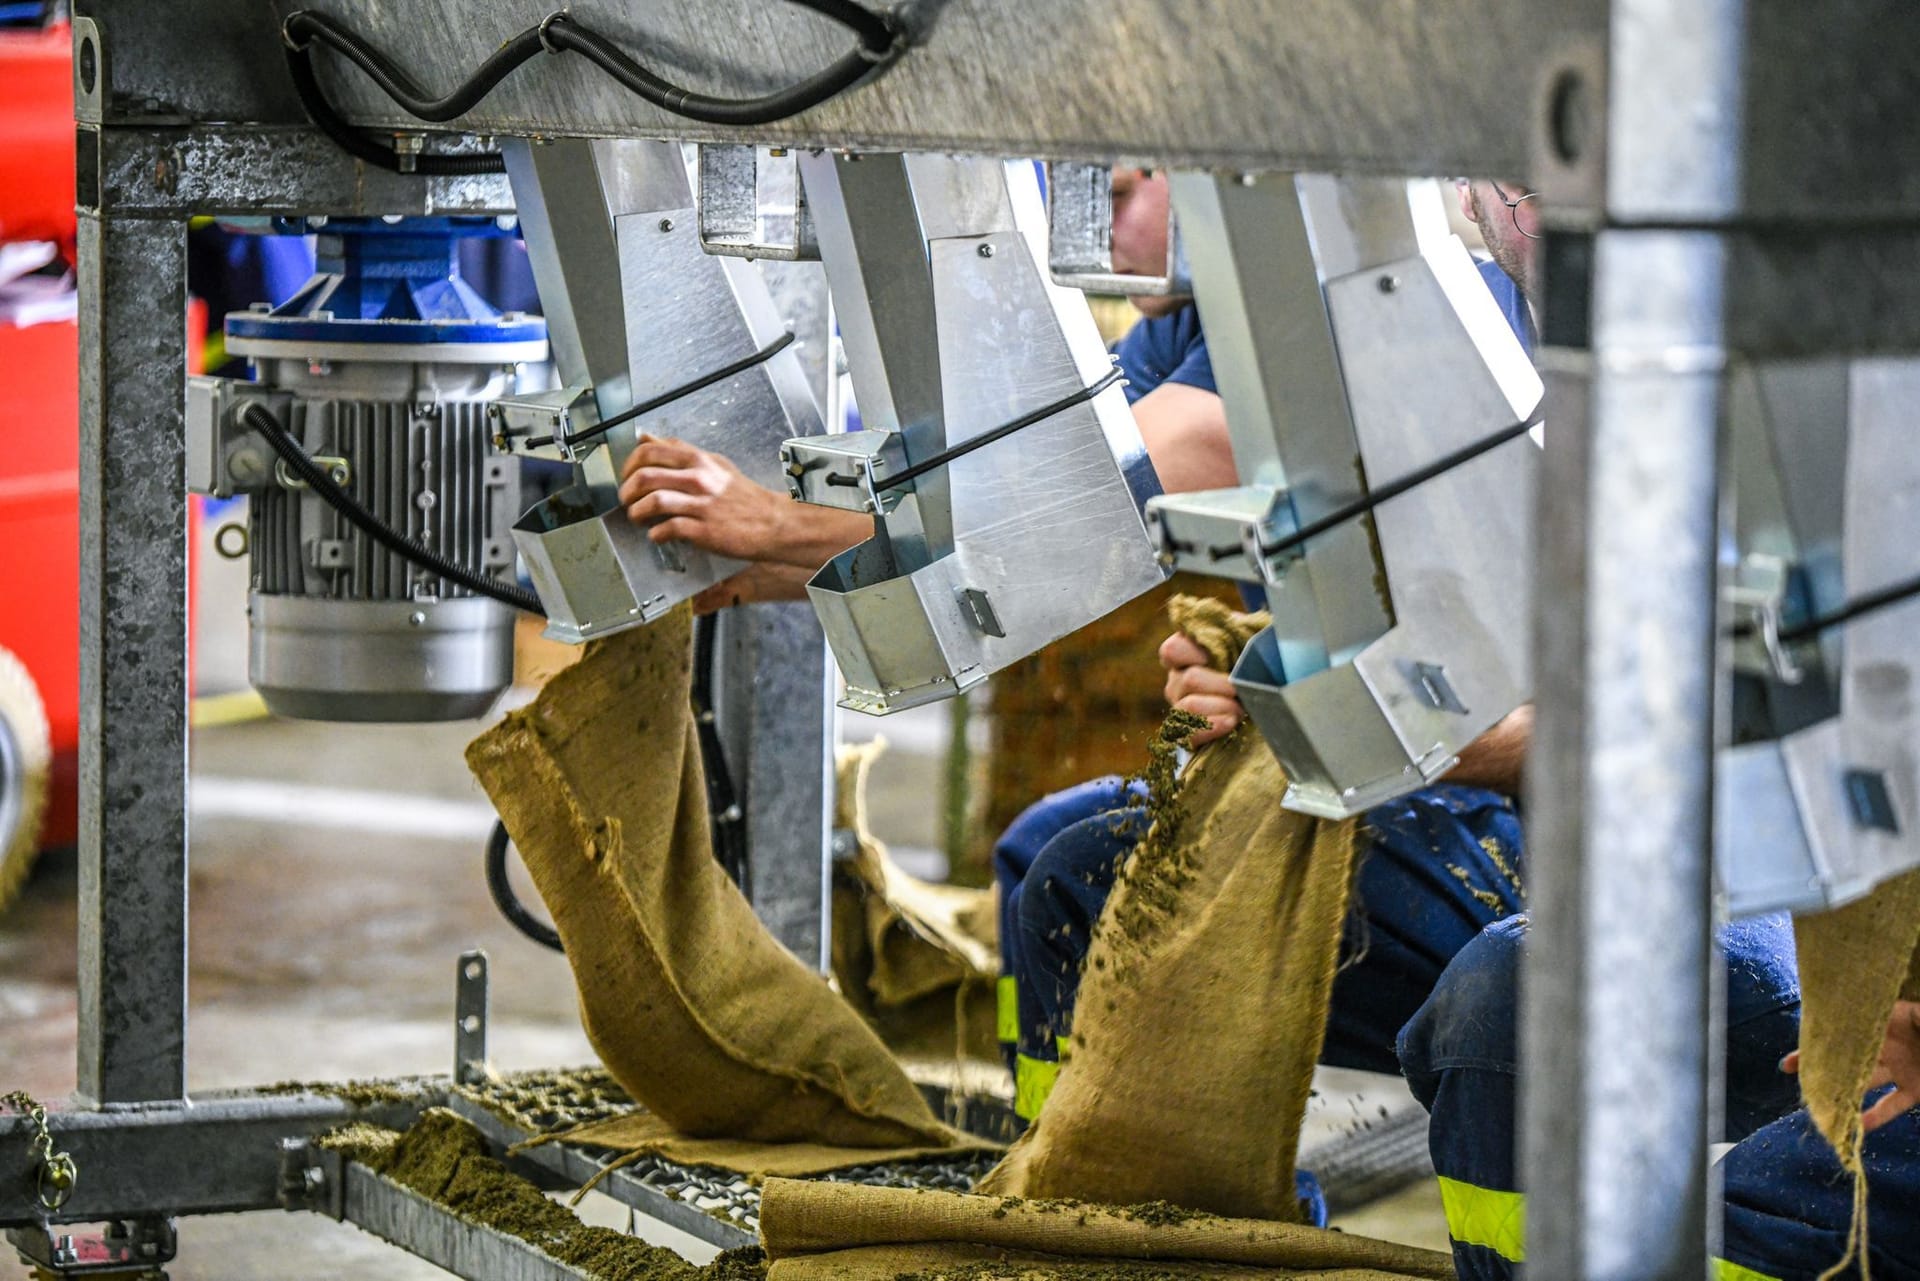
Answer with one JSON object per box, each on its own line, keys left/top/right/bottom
{"left": 996, "top": 976, "right": 1018, "bottom": 1045}
{"left": 1435, "top": 1176, "right": 1526, "bottom": 1263}
{"left": 1713, "top": 1260, "right": 1782, "bottom": 1281}
{"left": 1013, "top": 1053, "right": 1059, "bottom": 1121}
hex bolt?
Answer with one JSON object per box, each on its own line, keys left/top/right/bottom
{"left": 1377, "top": 275, "right": 1400, "bottom": 293}
{"left": 408, "top": 611, "right": 427, "bottom": 627}
{"left": 977, "top": 243, "right": 995, "bottom": 258}
{"left": 658, "top": 217, "right": 675, "bottom": 233}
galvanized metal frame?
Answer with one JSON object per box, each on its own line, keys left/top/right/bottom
{"left": 9, "top": 25, "right": 843, "bottom": 1261}
{"left": 20, "top": 2, "right": 1920, "bottom": 1277}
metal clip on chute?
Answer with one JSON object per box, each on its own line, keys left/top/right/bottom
{"left": 790, "top": 153, "right": 1167, "bottom": 714}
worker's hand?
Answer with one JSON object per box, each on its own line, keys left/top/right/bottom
{"left": 691, "top": 562, "right": 815, "bottom": 614}
{"left": 1159, "top": 631, "right": 1244, "bottom": 747}
{"left": 618, "top": 435, "right": 791, "bottom": 562}
{"left": 1781, "top": 999, "right": 1920, "bottom": 1134}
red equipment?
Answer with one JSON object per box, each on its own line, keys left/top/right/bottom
{"left": 0, "top": 24, "right": 203, "bottom": 890}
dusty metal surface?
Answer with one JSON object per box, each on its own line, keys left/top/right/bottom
{"left": 74, "top": 213, "right": 191, "bottom": 1109}
{"left": 341, "top": 1160, "right": 591, "bottom": 1281}
{"left": 81, "top": 0, "right": 1567, "bottom": 175}
{"left": 0, "top": 1089, "right": 433, "bottom": 1225}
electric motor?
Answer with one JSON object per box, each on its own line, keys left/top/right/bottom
{"left": 188, "top": 217, "right": 548, "bottom": 722}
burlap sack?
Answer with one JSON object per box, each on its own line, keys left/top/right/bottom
{"left": 757, "top": 1179, "right": 1454, "bottom": 1281}
{"left": 517, "top": 1110, "right": 980, "bottom": 1185}
{"left": 838, "top": 739, "right": 999, "bottom": 1004}
{"left": 977, "top": 596, "right": 1364, "bottom": 1225}
{"left": 1791, "top": 865, "right": 1920, "bottom": 1279}
{"left": 828, "top": 739, "right": 1001, "bottom": 1061}
{"left": 465, "top": 607, "right": 963, "bottom": 1152}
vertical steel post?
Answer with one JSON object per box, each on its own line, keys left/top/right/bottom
{"left": 1521, "top": 1, "right": 1745, "bottom": 1271}
{"left": 1522, "top": 229, "right": 1725, "bottom": 1278}
{"left": 74, "top": 209, "right": 192, "bottom": 1106}
{"left": 719, "top": 258, "right": 838, "bottom": 972}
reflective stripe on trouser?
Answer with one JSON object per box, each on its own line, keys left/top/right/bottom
{"left": 993, "top": 778, "right": 1144, "bottom": 1087}
{"left": 1435, "top": 1177, "right": 1524, "bottom": 1264}
{"left": 1400, "top": 914, "right": 1808, "bottom": 1281}
{"left": 1014, "top": 1036, "right": 1071, "bottom": 1121}
{"left": 1713, "top": 1260, "right": 1781, "bottom": 1281}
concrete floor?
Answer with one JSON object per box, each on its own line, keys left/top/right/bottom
{"left": 0, "top": 530, "right": 1448, "bottom": 1277}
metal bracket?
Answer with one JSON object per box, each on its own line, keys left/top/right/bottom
{"left": 1045, "top": 161, "right": 1191, "bottom": 296}
{"left": 455, "top": 951, "right": 490, "bottom": 1086}
{"left": 1728, "top": 555, "right": 1807, "bottom": 685}
{"left": 488, "top": 385, "right": 600, "bottom": 461}
{"left": 959, "top": 587, "right": 1005, "bottom": 639}
{"left": 1143, "top": 485, "right": 1296, "bottom": 584}
{"left": 696, "top": 144, "right": 819, "bottom": 261}
{"left": 8, "top": 1218, "right": 175, "bottom": 1279}
{"left": 1412, "top": 662, "right": 1469, "bottom": 715}
{"left": 780, "top": 430, "right": 910, "bottom": 514}
{"left": 276, "top": 1139, "right": 342, "bottom": 1219}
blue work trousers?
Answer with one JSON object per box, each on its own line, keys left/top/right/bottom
{"left": 1397, "top": 914, "right": 1918, "bottom": 1280}
{"left": 994, "top": 778, "right": 1529, "bottom": 1112}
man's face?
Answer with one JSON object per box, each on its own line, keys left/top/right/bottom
{"left": 1458, "top": 179, "right": 1542, "bottom": 302}
{"left": 1111, "top": 166, "right": 1189, "bottom": 318}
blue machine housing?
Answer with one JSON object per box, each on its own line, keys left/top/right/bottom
{"left": 224, "top": 216, "right": 547, "bottom": 352}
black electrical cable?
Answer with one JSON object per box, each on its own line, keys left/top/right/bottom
{"left": 1178, "top": 412, "right": 1543, "bottom": 566}
{"left": 486, "top": 819, "right": 564, "bottom": 952}
{"left": 1734, "top": 572, "right": 1920, "bottom": 647}
{"left": 692, "top": 614, "right": 751, "bottom": 896}
{"left": 281, "top": 3, "right": 904, "bottom": 173}
{"left": 537, "top": 331, "right": 797, "bottom": 453}
{"left": 285, "top": 42, "right": 509, "bottom": 175}
{"left": 824, "top": 365, "right": 1127, "bottom": 495}
{"left": 242, "top": 402, "right": 547, "bottom": 616}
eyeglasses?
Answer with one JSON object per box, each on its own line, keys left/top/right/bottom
{"left": 1488, "top": 180, "right": 1542, "bottom": 241}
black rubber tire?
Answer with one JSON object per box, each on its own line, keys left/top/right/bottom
{"left": 0, "top": 645, "right": 51, "bottom": 916}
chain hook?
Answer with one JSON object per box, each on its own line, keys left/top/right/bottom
{"left": 4, "top": 1091, "right": 78, "bottom": 1212}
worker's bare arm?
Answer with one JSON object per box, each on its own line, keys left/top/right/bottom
{"left": 1132, "top": 382, "right": 1237, "bottom": 494}
{"left": 1444, "top": 705, "right": 1533, "bottom": 797}
{"left": 691, "top": 561, "right": 816, "bottom": 614}
{"left": 618, "top": 434, "right": 870, "bottom": 569}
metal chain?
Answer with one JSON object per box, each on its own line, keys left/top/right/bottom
{"left": 3, "top": 1090, "right": 78, "bottom": 1211}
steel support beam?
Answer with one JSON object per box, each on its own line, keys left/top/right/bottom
{"left": 83, "top": 123, "right": 512, "bottom": 218}
{"left": 0, "top": 1092, "right": 429, "bottom": 1226}
{"left": 718, "top": 258, "right": 838, "bottom": 972}
{"left": 74, "top": 211, "right": 191, "bottom": 1108}
{"left": 1522, "top": 229, "right": 1725, "bottom": 1279}
{"left": 1519, "top": 5, "right": 1745, "bottom": 1272}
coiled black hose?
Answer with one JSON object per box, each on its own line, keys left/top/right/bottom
{"left": 693, "top": 613, "right": 750, "bottom": 895}
{"left": 484, "top": 616, "right": 750, "bottom": 953}
{"left": 281, "top": 4, "right": 905, "bottom": 173}
{"left": 486, "top": 819, "right": 564, "bottom": 952}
